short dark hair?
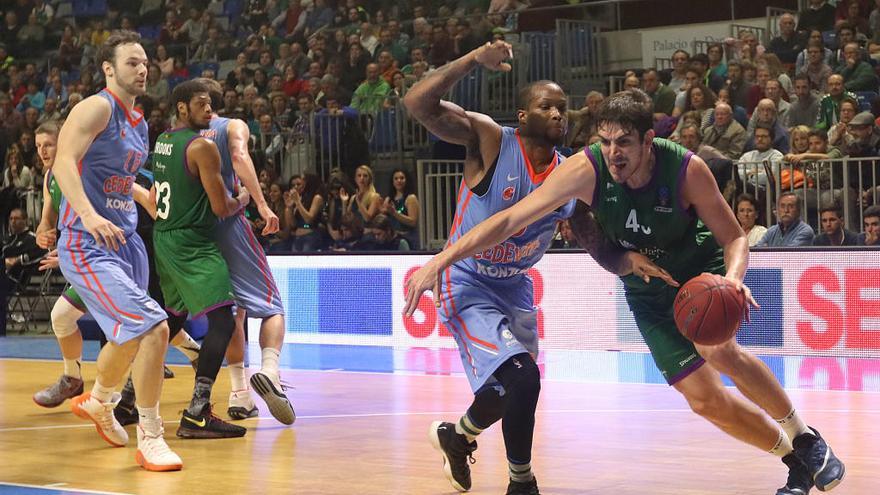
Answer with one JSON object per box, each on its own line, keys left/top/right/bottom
{"left": 595, "top": 89, "right": 654, "bottom": 139}
{"left": 516, "top": 80, "right": 562, "bottom": 110}
{"left": 793, "top": 73, "right": 810, "bottom": 85}
{"left": 171, "top": 80, "right": 210, "bottom": 116}
{"left": 689, "top": 53, "right": 709, "bottom": 65}
{"left": 808, "top": 128, "right": 828, "bottom": 141}
{"left": 95, "top": 30, "right": 142, "bottom": 67}
{"left": 819, "top": 203, "right": 842, "bottom": 218}
{"left": 736, "top": 193, "right": 759, "bottom": 211}
{"left": 195, "top": 77, "right": 223, "bottom": 108}
{"left": 754, "top": 122, "right": 775, "bottom": 140}
{"left": 865, "top": 205, "right": 880, "bottom": 220}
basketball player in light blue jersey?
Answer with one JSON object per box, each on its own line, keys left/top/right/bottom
{"left": 402, "top": 41, "right": 666, "bottom": 495}
{"left": 197, "top": 78, "right": 294, "bottom": 425}
{"left": 52, "top": 30, "right": 181, "bottom": 471}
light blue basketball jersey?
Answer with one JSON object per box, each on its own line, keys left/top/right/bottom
{"left": 202, "top": 116, "right": 235, "bottom": 193}
{"left": 58, "top": 89, "right": 149, "bottom": 236}
{"left": 449, "top": 126, "right": 575, "bottom": 279}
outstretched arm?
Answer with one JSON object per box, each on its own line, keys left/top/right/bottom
{"left": 403, "top": 155, "right": 595, "bottom": 316}
{"left": 228, "top": 118, "right": 278, "bottom": 234}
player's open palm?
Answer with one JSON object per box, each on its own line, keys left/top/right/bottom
{"left": 39, "top": 249, "right": 59, "bottom": 271}
{"left": 475, "top": 41, "right": 513, "bottom": 72}
{"left": 82, "top": 213, "right": 125, "bottom": 251}
{"left": 404, "top": 262, "right": 442, "bottom": 317}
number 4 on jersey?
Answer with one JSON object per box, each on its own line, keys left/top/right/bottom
{"left": 625, "top": 209, "right": 652, "bottom": 235}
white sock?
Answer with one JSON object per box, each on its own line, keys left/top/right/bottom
{"left": 171, "top": 331, "right": 201, "bottom": 362}
{"left": 91, "top": 380, "right": 114, "bottom": 403}
{"left": 261, "top": 347, "right": 280, "bottom": 381}
{"left": 768, "top": 429, "right": 794, "bottom": 457}
{"left": 229, "top": 361, "right": 248, "bottom": 391}
{"left": 63, "top": 357, "right": 82, "bottom": 379}
{"left": 137, "top": 403, "right": 162, "bottom": 434}
{"left": 775, "top": 408, "right": 811, "bottom": 441}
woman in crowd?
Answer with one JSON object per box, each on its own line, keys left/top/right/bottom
{"left": 735, "top": 193, "right": 768, "bottom": 246}
{"left": 345, "top": 164, "right": 381, "bottom": 224}
{"left": 707, "top": 42, "right": 727, "bottom": 80}
{"left": 266, "top": 182, "right": 293, "bottom": 253}
{"left": 285, "top": 174, "right": 327, "bottom": 252}
{"left": 381, "top": 168, "right": 420, "bottom": 250}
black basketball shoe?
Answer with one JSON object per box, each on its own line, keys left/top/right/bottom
{"left": 777, "top": 453, "right": 813, "bottom": 495}
{"left": 506, "top": 477, "right": 540, "bottom": 495}
{"left": 176, "top": 404, "right": 247, "bottom": 439}
{"left": 428, "top": 421, "right": 477, "bottom": 492}
{"left": 793, "top": 427, "right": 845, "bottom": 491}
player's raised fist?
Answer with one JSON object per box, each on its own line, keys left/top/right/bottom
{"left": 475, "top": 41, "right": 513, "bottom": 72}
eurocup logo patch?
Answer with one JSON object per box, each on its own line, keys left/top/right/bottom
{"left": 658, "top": 186, "right": 670, "bottom": 207}
{"left": 502, "top": 185, "right": 515, "bottom": 201}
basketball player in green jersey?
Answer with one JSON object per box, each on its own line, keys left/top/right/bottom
{"left": 406, "top": 90, "right": 845, "bottom": 494}
{"left": 151, "top": 79, "right": 249, "bottom": 439}
{"left": 32, "top": 121, "right": 202, "bottom": 409}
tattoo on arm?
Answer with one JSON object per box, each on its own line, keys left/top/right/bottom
{"left": 568, "top": 201, "right": 627, "bottom": 274}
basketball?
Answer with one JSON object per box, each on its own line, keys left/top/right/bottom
{"left": 673, "top": 273, "right": 745, "bottom": 346}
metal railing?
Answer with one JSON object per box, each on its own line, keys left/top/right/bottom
{"left": 734, "top": 157, "right": 880, "bottom": 231}
{"left": 417, "top": 160, "right": 465, "bottom": 250}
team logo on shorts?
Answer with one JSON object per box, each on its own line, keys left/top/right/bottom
{"left": 502, "top": 329, "right": 514, "bottom": 340}
{"left": 502, "top": 186, "right": 515, "bottom": 201}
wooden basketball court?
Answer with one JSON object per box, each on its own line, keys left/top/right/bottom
{"left": 0, "top": 355, "right": 877, "bottom": 494}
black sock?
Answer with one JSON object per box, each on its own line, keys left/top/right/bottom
{"left": 166, "top": 312, "right": 187, "bottom": 342}
{"left": 494, "top": 353, "right": 541, "bottom": 466}
{"left": 195, "top": 305, "right": 235, "bottom": 380}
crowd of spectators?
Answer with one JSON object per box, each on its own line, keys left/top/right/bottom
{"left": 2, "top": 0, "right": 879, "bottom": 252}
{"left": 564, "top": 1, "right": 880, "bottom": 247}
{"left": 0, "top": 0, "right": 524, "bottom": 252}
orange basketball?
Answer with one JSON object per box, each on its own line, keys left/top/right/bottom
{"left": 673, "top": 273, "right": 745, "bottom": 346}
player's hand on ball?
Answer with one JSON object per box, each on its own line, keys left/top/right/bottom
{"left": 475, "top": 41, "right": 513, "bottom": 72}
{"left": 39, "top": 249, "right": 59, "bottom": 271}
{"left": 36, "top": 228, "right": 57, "bottom": 249}
{"left": 724, "top": 274, "right": 759, "bottom": 322}
{"left": 82, "top": 213, "right": 125, "bottom": 251}
{"left": 404, "top": 261, "right": 442, "bottom": 317}
{"left": 622, "top": 252, "right": 679, "bottom": 287}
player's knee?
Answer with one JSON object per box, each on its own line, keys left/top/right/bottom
{"left": 698, "top": 341, "right": 747, "bottom": 376}
{"left": 50, "top": 298, "right": 81, "bottom": 338}
{"left": 207, "top": 306, "right": 235, "bottom": 338}
{"left": 496, "top": 354, "right": 541, "bottom": 404}
{"left": 147, "top": 320, "right": 170, "bottom": 343}
{"left": 683, "top": 388, "right": 727, "bottom": 420}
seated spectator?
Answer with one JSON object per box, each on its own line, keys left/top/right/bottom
{"left": 351, "top": 63, "right": 390, "bottom": 115}
{"left": 37, "top": 97, "right": 60, "bottom": 124}
{"left": 702, "top": 102, "right": 747, "bottom": 160}
{"left": 2, "top": 146, "right": 33, "bottom": 192}
{"left": 707, "top": 42, "right": 727, "bottom": 80}
{"left": 767, "top": 13, "right": 804, "bottom": 66}
{"left": 670, "top": 83, "right": 715, "bottom": 141}
{"left": 839, "top": 1, "right": 870, "bottom": 39}
{"left": 817, "top": 74, "right": 859, "bottom": 129}
{"left": 813, "top": 204, "right": 860, "bottom": 245}
{"left": 551, "top": 219, "right": 580, "bottom": 249}
{"left": 357, "top": 214, "right": 410, "bottom": 251}
{"left": 284, "top": 174, "right": 327, "bottom": 252}
{"left": 678, "top": 123, "right": 732, "bottom": 191}
{"left": 672, "top": 66, "right": 702, "bottom": 117}
{"left": 380, "top": 168, "right": 420, "bottom": 250}
{"left": 725, "top": 30, "right": 764, "bottom": 65}
{"left": 736, "top": 193, "right": 768, "bottom": 246}
{"left": 787, "top": 74, "right": 821, "bottom": 128}
{"left": 665, "top": 49, "right": 690, "bottom": 93}
{"left": 265, "top": 183, "right": 292, "bottom": 253}
{"left": 827, "top": 97, "right": 859, "bottom": 148}
{"left": 15, "top": 81, "right": 45, "bottom": 113}
{"left": 746, "top": 99, "right": 790, "bottom": 153}
{"left": 724, "top": 61, "right": 751, "bottom": 110}
{"left": 829, "top": 23, "right": 868, "bottom": 68}
{"left": 859, "top": 205, "right": 880, "bottom": 245}
{"left": 797, "top": 0, "right": 836, "bottom": 33}
{"left": 344, "top": 164, "right": 381, "bottom": 224}
{"left": 145, "top": 63, "right": 169, "bottom": 104}
{"left": 690, "top": 53, "right": 725, "bottom": 94}
{"left": 795, "top": 32, "right": 834, "bottom": 77}
{"left": 836, "top": 42, "right": 880, "bottom": 92}
{"left": 756, "top": 191, "right": 816, "bottom": 246}
{"left": 714, "top": 87, "right": 750, "bottom": 128}
{"left": 642, "top": 68, "right": 676, "bottom": 118}
{"left": 841, "top": 111, "right": 880, "bottom": 157}
{"left": 329, "top": 212, "right": 364, "bottom": 251}
{"left": 566, "top": 91, "right": 603, "bottom": 149}
{"left": 2, "top": 208, "right": 46, "bottom": 288}
{"left": 799, "top": 41, "right": 833, "bottom": 95}
{"left": 739, "top": 123, "right": 784, "bottom": 191}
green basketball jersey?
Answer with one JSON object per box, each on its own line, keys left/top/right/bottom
{"left": 48, "top": 172, "right": 62, "bottom": 214}
{"left": 152, "top": 128, "right": 218, "bottom": 232}
{"left": 587, "top": 138, "right": 724, "bottom": 297}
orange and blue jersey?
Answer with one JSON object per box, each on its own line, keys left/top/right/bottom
{"left": 439, "top": 126, "right": 575, "bottom": 392}
{"left": 56, "top": 89, "right": 167, "bottom": 344}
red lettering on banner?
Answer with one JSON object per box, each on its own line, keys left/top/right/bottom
{"left": 798, "top": 357, "right": 846, "bottom": 391}
{"left": 844, "top": 269, "right": 880, "bottom": 349}
{"left": 847, "top": 358, "right": 880, "bottom": 392}
{"left": 796, "top": 267, "right": 843, "bottom": 350}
